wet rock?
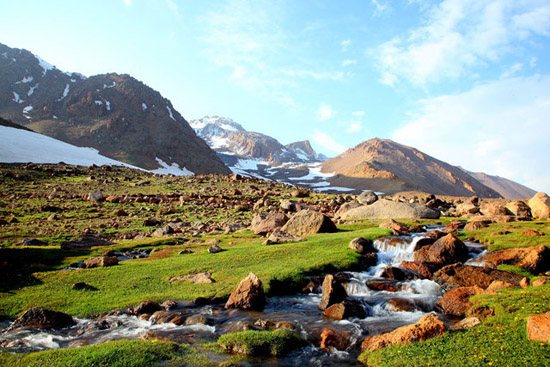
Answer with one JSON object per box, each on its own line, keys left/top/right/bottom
{"left": 150, "top": 311, "right": 176, "bottom": 324}
{"left": 208, "top": 244, "right": 222, "bottom": 253}
{"left": 323, "top": 299, "right": 367, "bottom": 320}
{"left": 135, "top": 300, "right": 162, "bottom": 315}
{"left": 254, "top": 319, "right": 276, "bottom": 330}
{"left": 341, "top": 200, "right": 440, "bottom": 220}
{"left": 225, "top": 272, "right": 266, "bottom": 311}
{"left": 379, "top": 219, "right": 409, "bottom": 235}
{"left": 161, "top": 300, "right": 178, "bottom": 310}
{"left": 281, "top": 210, "right": 337, "bottom": 236}
{"left": 450, "top": 317, "right": 481, "bottom": 330}
{"left": 359, "top": 253, "right": 378, "bottom": 269}
{"left": 478, "top": 245, "right": 550, "bottom": 274}
{"left": 349, "top": 237, "right": 376, "bottom": 254}
{"left": 84, "top": 255, "right": 118, "bottom": 268}
{"left": 367, "top": 281, "right": 404, "bottom": 292}
{"left": 399, "top": 261, "right": 435, "bottom": 280}
{"left": 250, "top": 212, "right": 288, "bottom": 235}
{"left": 7, "top": 307, "right": 76, "bottom": 330}
{"left": 275, "top": 321, "right": 295, "bottom": 330}
{"left": 319, "top": 274, "right": 347, "bottom": 311}
{"left": 435, "top": 286, "right": 484, "bottom": 317}
{"left": 527, "top": 314, "right": 550, "bottom": 343}
{"left": 357, "top": 191, "right": 378, "bottom": 205}
{"left": 264, "top": 230, "right": 306, "bottom": 245}
{"left": 361, "top": 313, "right": 445, "bottom": 352}
{"left": 413, "top": 234, "right": 469, "bottom": 268}
{"left": 185, "top": 314, "right": 209, "bottom": 325}
{"left": 379, "top": 266, "right": 417, "bottom": 281}
{"left": 72, "top": 282, "right": 97, "bottom": 291}
{"left": 319, "top": 328, "right": 352, "bottom": 351}
{"left": 140, "top": 331, "right": 170, "bottom": 341}
{"left": 385, "top": 299, "right": 418, "bottom": 312}
{"left": 528, "top": 192, "right": 550, "bottom": 219}
{"left": 433, "top": 264, "right": 524, "bottom": 291}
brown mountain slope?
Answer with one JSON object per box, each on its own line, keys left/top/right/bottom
{"left": 467, "top": 171, "right": 536, "bottom": 199}
{"left": 0, "top": 43, "right": 229, "bottom": 174}
{"left": 321, "top": 138, "right": 501, "bottom": 197}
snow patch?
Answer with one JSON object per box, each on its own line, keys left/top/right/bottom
{"left": 35, "top": 55, "right": 54, "bottom": 76}
{"left": 16, "top": 76, "right": 33, "bottom": 84}
{"left": 56, "top": 84, "right": 70, "bottom": 101}
{"left": 103, "top": 81, "right": 116, "bottom": 89}
{"left": 12, "top": 92, "right": 24, "bottom": 104}
{"left": 166, "top": 105, "right": 176, "bottom": 121}
{"left": 142, "top": 103, "right": 147, "bottom": 111}
{"left": 105, "top": 101, "right": 111, "bottom": 111}
{"left": 70, "top": 79, "right": 76, "bottom": 83}
{"left": 315, "top": 186, "right": 356, "bottom": 192}
{"left": 95, "top": 100, "right": 103, "bottom": 105}
{"left": 0, "top": 126, "right": 140, "bottom": 168}
{"left": 23, "top": 105, "right": 33, "bottom": 114}
{"left": 27, "top": 83, "right": 39, "bottom": 96}
{"left": 53, "top": 115, "right": 58, "bottom": 119}
{"left": 151, "top": 157, "right": 193, "bottom": 176}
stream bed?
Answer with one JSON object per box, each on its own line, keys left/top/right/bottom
{"left": 0, "top": 227, "right": 486, "bottom": 366}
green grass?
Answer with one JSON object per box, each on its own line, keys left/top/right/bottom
{"left": 359, "top": 285, "right": 550, "bottom": 366}
{"left": 0, "top": 339, "right": 190, "bottom": 367}
{"left": 0, "top": 227, "right": 390, "bottom": 318}
{"left": 459, "top": 221, "right": 550, "bottom": 251}
{"left": 218, "top": 329, "right": 305, "bottom": 356}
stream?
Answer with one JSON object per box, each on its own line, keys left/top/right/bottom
{"left": 0, "top": 227, "right": 486, "bottom": 366}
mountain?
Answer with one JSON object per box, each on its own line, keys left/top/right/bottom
{"left": 0, "top": 43, "right": 229, "bottom": 175}
{"left": 322, "top": 138, "right": 501, "bottom": 197}
{"left": 466, "top": 171, "right": 536, "bottom": 199}
{"left": 190, "top": 116, "right": 325, "bottom": 166}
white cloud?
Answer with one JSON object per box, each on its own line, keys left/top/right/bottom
{"left": 312, "top": 129, "right": 348, "bottom": 154}
{"left": 341, "top": 39, "right": 352, "bottom": 52}
{"left": 346, "top": 122, "right": 363, "bottom": 133}
{"left": 371, "top": 0, "right": 389, "bottom": 15}
{"left": 376, "top": 0, "right": 550, "bottom": 87}
{"left": 317, "top": 103, "right": 336, "bottom": 121}
{"left": 165, "top": 0, "right": 180, "bottom": 17}
{"left": 342, "top": 59, "right": 357, "bottom": 67}
{"left": 392, "top": 75, "right": 550, "bottom": 193}
{"left": 500, "top": 62, "right": 523, "bottom": 78}
{"left": 275, "top": 96, "right": 296, "bottom": 108}
{"left": 352, "top": 110, "right": 366, "bottom": 117}
{"left": 123, "top": 0, "right": 131, "bottom": 5}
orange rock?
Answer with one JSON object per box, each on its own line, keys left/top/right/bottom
{"left": 435, "top": 286, "right": 484, "bottom": 317}
{"left": 532, "top": 278, "right": 550, "bottom": 287}
{"left": 527, "top": 314, "right": 550, "bottom": 343}
{"left": 225, "top": 272, "right": 266, "bottom": 311}
{"left": 479, "top": 245, "right": 550, "bottom": 274}
{"left": 320, "top": 328, "right": 351, "bottom": 351}
{"left": 361, "top": 313, "right": 445, "bottom": 351}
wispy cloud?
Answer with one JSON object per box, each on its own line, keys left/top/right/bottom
{"left": 165, "top": 0, "right": 181, "bottom": 17}
{"left": 346, "top": 121, "right": 363, "bottom": 133}
{"left": 392, "top": 75, "right": 550, "bottom": 192}
{"left": 312, "top": 129, "right": 348, "bottom": 154}
{"left": 317, "top": 103, "right": 337, "bottom": 121}
{"left": 342, "top": 59, "right": 357, "bottom": 67}
{"left": 123, "top": 0, "right": 131, "bottom": 5}
{"left": 376, "top": 0, "right": 550, "bottom": 87}
{"left": 352, "top": 110, "right": 366, "bottom": 117}
{"left": 371, "top": 0, "right": 389, "bottom": 15}
{"left": 341, "top": 39, "right": 352, "bottom": 52}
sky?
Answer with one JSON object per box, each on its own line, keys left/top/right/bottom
{"left": 1, "top": 0, "right": 549, "bottom": 192}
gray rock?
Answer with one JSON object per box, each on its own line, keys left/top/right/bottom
{"left": 341, "top": 200, "right": 440, "bottom": 219}
{"left": 281, "top": 210, "right": 338, "bottom": 236}
{"left": 357, "top": 190, "right": 378, "bottom": 205}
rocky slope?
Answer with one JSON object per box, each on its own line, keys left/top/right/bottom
{"left": 0, "top": 43, "right": 229, "bottom": 174}
{"left": 466, "top": 171, "right": 536, "bottom": 199}
{"left": 322, "top": 138, "right": 501, "bottom": 197}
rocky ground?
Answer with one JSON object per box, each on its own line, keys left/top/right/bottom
{"left": 0, "top": 163, "right": 549, "bottom": 367}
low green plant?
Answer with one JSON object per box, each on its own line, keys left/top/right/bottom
{"left": 218, "top": 329, "right": 305, "bottom": 356}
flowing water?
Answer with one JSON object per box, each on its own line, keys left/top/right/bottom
{"left": 0, "top": 227, "right": 485, "bottom": 366}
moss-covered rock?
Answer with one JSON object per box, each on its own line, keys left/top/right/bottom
{"left": 218, "top": 329, "right": 305, "bottom": 357}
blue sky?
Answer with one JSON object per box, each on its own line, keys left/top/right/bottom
{"left": 1, "top": 0, "right": 549, "bottom": 192}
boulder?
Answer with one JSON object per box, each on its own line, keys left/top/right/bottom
{"left": 522, "top": 229, "right": 545, "bottom": 237}
{"left": 450, "top": 317, "right": 481, "bottom": 330}
{"left": 208, "top": 245, "right": 222, "bottom": 253}
{"left": 7, "top": 307, "right": 76, "bottom": 330}
{"left": 83, "top": 255, "right": 118, "bottom": 268}
{"left": 263, "top": 230, "right": 306, "bottom": 245}
{"left": 505, "top": 200, "right": 532, "bottom": 217}
{"left": 379, "top": 219, "right": 409, "bottom": 235}
{"left": 323, "top": 299, "right": 367, "bottom": 320}
{"left": 348, "top": 237, "right": 376, "bottom": 254}
{"left": 250, "top": 213, "right": 288, "bottom": 235}
{"left": 280, "top": 210, "right": 337, "bottom": 236}
{"left": 135, "top": 300, "right": 162, "bottom": 315}
{"left": 455, "top": 203, "right": 479, "bottom": 216}
{"left": 225, "top": 272, "right": 266, "bottom": 311}
{"left": 435, "top": 286, "right": 484, "bottom": 317}
{"left": 527, "top": 314, "right": 550, "bottom": 343}
{"left": 341, "top": 200, "right": 440, "bottom": 220}
{"left": 320, "top": 328, "right": 352, "bottom": 351}
{"left": 433, "top": 264, "right": 524, "bottom": 291}
{"left": 479, "top": 245, "right": 550, "bottom": 274}
{"left": 88, "top": 191, "right": 104, "bottom": 202}
{"left": 319, "top": 274, "right": 347, "bottom": 311}
{"left": 533, "top": 278, "right": 550, "bottom": 287}
{"left": 379, "top": 267, "right": 417, "bottom": 281}
{"left": 361, "top": 313, "right": 445, "bottom": 352}
{"left": 385, "top": 299, "right": 418, "bottom": 312}
{"left": 464, "top": 220, "right": 490, "bottom": 231}
{"left": 399, "top": 261, "right": 435, "bottom": 279}
{"left": 169, "top": 272, "right": 215, "bottom": 284}
{"left": 335, "top": 202, "right": 362, "bottom": 217}
{"left": 528, "top": 192, "right": 550, "bottom": 219}
{"left": 357, "top": 191, "right": 378, "bottom": 205}
{"left": 480, "top": 203, "right": 509, "bottom": 216}
{"left": 413, "top": 234, "right": 469, "bottom": 267}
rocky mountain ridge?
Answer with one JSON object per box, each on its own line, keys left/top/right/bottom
{"left": 0, "top": 43, "right": 229, "bottom": 174}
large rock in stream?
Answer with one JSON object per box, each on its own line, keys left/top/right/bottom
{"left": 6, "top": 307, "right": 76, "bottom": 330}
{"left": 225, "top": 272, "right": 266, "bottom": 311}
{"left": 361, "top": 313, "right": 445, "bottom": 351}
{"left": 319, "top": 274, "right": 347, "bottom": 311}
{"left": 435, "top": 286, "right": 485, "bottom": 317}
{"left": 413, "top": 234, "right": 469, "bottom": 268}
